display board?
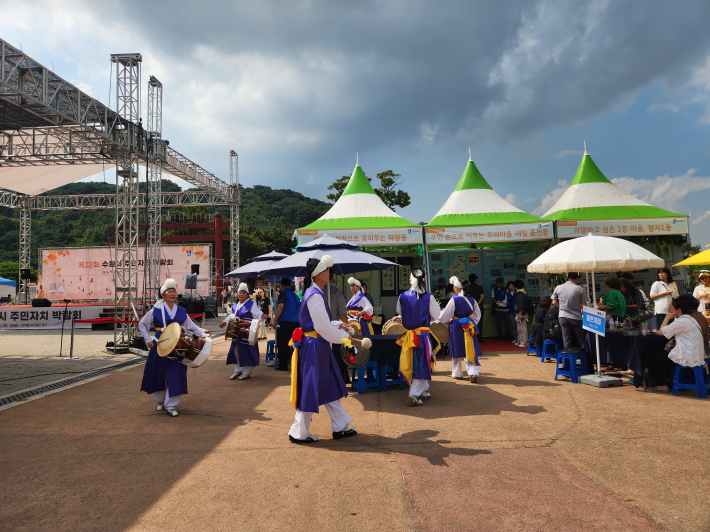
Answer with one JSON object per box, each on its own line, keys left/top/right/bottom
{"left": 515, "top": 244, "right": 543, "bottom": 299}
{"left": 39, "top": 245, "right": 211, "bottom": 301}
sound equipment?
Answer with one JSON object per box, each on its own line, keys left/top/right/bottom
{"left": 191, "top": 264, "right": 200, "bottom": 275}
{"left": 32, "top": 298, "right": 52, "bottom": 307}
{"left": 185, "top": 273, "right": 197, "bottom": 289}
{"left": 20, "top": 268, "right": 31, "bottom": 280}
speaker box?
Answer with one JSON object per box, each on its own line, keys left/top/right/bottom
{"left": 20, "top": 268, "right": 31, "bottom": 280}
{"left": 32, "top": 298, "right": 52, "bottom": 307}
{"left": 191, "top": 264, "right": 200, "bottom": 275}
{"left": 185, "top": 273, "right": 197, "bottom": 290}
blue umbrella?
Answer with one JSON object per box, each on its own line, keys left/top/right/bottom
{"left": 258, "top": 246, "right": 397, "bottom": 278}
{"left": 225, "top": 250, "right": 290, "bottom": 279}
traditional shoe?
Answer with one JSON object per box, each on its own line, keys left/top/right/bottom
{"left": 166, "top": 408, "right": 179, "bottom": 417}
{"left": 238, "top": 373, "right": 252, "bottom": 380}
{"left": 406, "top": 395, "right": 423, "bottom": 406}
{"left": 289, "top": 434, "right": 318, "bottom": 443}
{"left": 332, "top": 427, "right": 358, "bottom": 440}
{"left": 470, "top": 375, "right": 478, "bottom": 383}
{"left": 420, "top": 392, "right": 432, "bottom": 400}
{"left": 450, "top": 375, "right": 464, "bottom": 380}
{"left": 229, "top": 371, "right": 243, "bottom": 380}
{"left": 156, "top": 402, "right": 164, "bottom": 411}
{"left": 266, "top": 360, "right": 279, "bottom": 367}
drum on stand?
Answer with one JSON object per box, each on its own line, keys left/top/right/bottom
{"left": 381, "top": 316, "right": 405, "bottom": 336}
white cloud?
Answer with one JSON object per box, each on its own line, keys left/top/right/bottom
{"left": 554, "top": 149, "right": 584, "bottom": 158}
{"left": 305, "top": 173, "right": 315, "bottom": 186}
{"left": 693, "top": 211, "right": 710, "bottom": 226}
{"left": 505, "top": 193, "right": 520, "bottom": 207}
{"left": 532, "top": 179, "right": 568, "bottom": 216}
{"left": 611, "top": 170, "right": 710, "bottom": 213}
{"left": 419, "top": 123, "right": 438, "bottom": 145}
{"left": 647, "top": 102, "right": 680, "bottom": 113}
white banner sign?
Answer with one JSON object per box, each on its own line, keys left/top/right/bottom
{"left": 298, "top": 226, "right": 423, "bottom": 246}
{"left": 556, "top": 218, "right": 688, "bottom": 238}
{"left": 0, "top": 304, "right": 104, "bottom": 330}
{"left": 425, "top": 222, "right": 553, "bottom": 244}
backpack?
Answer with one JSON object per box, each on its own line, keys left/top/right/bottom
{"left": 523, "top": 294, "right": 536, "bottom": 316}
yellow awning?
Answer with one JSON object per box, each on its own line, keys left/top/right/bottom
{"left": 674, "top": 248, "right": 710, "bottom": 267}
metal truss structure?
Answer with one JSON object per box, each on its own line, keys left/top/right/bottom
{"left": 0, "top": 38, "right": 239, "bottom": 349}
{"left": 145, "top": 75, "right": 163, "bottom": 306}
{"left": 229, "top": 150, "right": 240, "bottom": 287}
{"left": 17, "top": 201, "right": 30, "bottom": 303}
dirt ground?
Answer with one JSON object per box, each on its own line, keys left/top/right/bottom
{"left": 1, "top": 328, "right": 708, "bottom": 531}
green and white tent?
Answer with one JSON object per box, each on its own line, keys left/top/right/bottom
{"left": 297, "top": 162, "right": 422, "bottom": 246}
{"left": 543, "top": 151, "right": 688, "bottom": 238}
{"left": 426, "top": 156, "right": 553, "bottom": 244}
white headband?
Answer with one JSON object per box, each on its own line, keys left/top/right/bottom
{"left": 449, "top": 276, "right": 463, "bottom": 290}
{"left": 348, "top": 277, "right": 361, "bottom": 288}
{"left": 312, "top": 254, "right": 334, "bottom": 278}
{"left": 160, "top": 278, "right": 177, "bottom": 295}
{"left": 238, "top": 283, "right": 249, "bottom": 293}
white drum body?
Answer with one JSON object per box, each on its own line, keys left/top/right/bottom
{"left": 248, "top": 320, "right": 259, "bottom": 346}
{"left": 186, "top": 334, "right": 213, "bottom": 368}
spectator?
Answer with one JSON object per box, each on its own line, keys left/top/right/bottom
{"left": 273, "top": 278, "right": 300, "bottom": 371}
{"left": 645, "top": 294, "right": 705, "bottom": 391}
{"left": 543, "top": 302, "right": 563, "bottom": 344}
{"left": 512, "top": 280, "right": 528, "bottom": 347}
{"left": 434, "top": 277, "right": 449, "bottom": 308}
{"left": 598, "top": 277, "right": 626, "bottom": 321}
{"left": 254, "top": 287, "right": 271, "bottom": 338}
{"left": 650, "top": 267, "right": 679, "bottom": 330}
{"left": 507, "top": 281, "right": 518, "bottom": 344}
{"left": 532, "top": 296, "right": 552, "bottom": 350}
{"left": 620, "top": 278, "right": 646, "bottom": 318}
{"left": 692, "top": 270, "right": 710, "bottom": 313}
{"left": 467, "top": 273, "right": 485, "bottom": 343}
{"left": 621, "top": 272, "right": 649, "bottom": 307}
{"left": 491, "top": 277, "right": 512, "bottom": 340}
{"left": 552, "top": 272, "right": 591, "bottom": 367}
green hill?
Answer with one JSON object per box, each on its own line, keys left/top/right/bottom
{"left": 0, "top": 180, "right": 330, "bottom": 274}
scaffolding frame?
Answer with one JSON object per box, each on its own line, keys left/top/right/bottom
{"left": 145, "top": 75, "right": 163, "bottom": 306}
{"left": 229, "top": 150, "right": 240, "bottom": 289}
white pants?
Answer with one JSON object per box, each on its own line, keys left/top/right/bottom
{"left": 258, "top": 320, "right": 266, "bottom": 338}
{"left": 451, "top": 358, "right": 480, "bottom": 378}
{"left": 409, "top": 379, "right": 429, "bottom": 398}
{"left": 232, "top": 364, "right": 254, "bottom": 376}
{"left": 288, "top": 400, "right": 352, "bottom": 440}
{"left": 152, "top": 378, "right": 181, "bottom": 409}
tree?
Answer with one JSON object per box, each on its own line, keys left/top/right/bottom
{"left": 326, "top": 169, "right": 411, "bottom": 210}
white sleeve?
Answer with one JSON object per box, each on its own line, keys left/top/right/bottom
{"left": 359, "top": 298, "right": 374, "bottom": 316}
{"left": 138, "top": 309, "right": 154, "bottom": 344}
{"left": 396, "top": 295, "right": 402, "bottom": 316}
{"left": 183, "top": 315, "right": 205, "bottom": 337}
{"left": 470, "top": 300, "right": 481, "bottom": 323}
{"left": 437, "top": 297, "right": 456, "bottom": 323}
{"left": 650, "top": 282, "right": 660, "bottom": 297}
{"left": 307, "top": 294, "right": 349, "bottom": 344}
{"left": 220, "top": 312, "right": 235, "bottom": 326}
{"left": 429, "top": 295, "right": 441, "bottom": 322}
{"left": 251, "top": 306, "right": 263, "bottom": 321}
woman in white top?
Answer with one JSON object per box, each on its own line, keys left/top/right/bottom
{"left": 219, "top": 283, "right": 264, "bottom": 380}
{"left": 649, "top": 267, "right": 679, "bottom": 329}
{"left": 647, "top": 294, "right": 706, "bottom": 391}
{"left": 692, "top": 270, "right": 710, "bottom": 314}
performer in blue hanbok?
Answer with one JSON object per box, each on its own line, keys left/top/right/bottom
{"left": 288, "top": 255, "right": 358, "bottom": 444}
{"left": 438, "top": 276, "right": 482, "bottom": 383}
{"left": 219, "top": 283, "right": 263, "bottom": 380}
{"left": 346, "top": 277, "right": 374, "bottom": 336}
{"left": 139, "top": 279, "right": 208, "bottom": 417}
{"left": 396, "top": 268, "right": 441, "bottom": 406}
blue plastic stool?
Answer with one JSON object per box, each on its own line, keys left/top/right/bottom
{"left": 350, "top": 361, "right": 381, "bottom": 394}
{"left": 672, "top": 365, "right": 709, "bottom": 399}
{"left": 265, "top": 340, "right": 276, "bottom": 363}
{"left": 540, "top": 340, "right": 559, "bottom": 363}
{"left": 379, "top": 364, "right": 405, "bottom": 391}
{"left": 555, "top": 348, "right": 588, "bottom": 383}
{"left": 526, "top": 334, "right": 540, "bottom": 357}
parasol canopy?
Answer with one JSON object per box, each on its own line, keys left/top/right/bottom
{"left": 674, "top": 248, "right": 710, "bottom": 267}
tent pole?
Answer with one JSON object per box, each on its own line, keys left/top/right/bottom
{"left": 591, "top": 270, "right": 601, "bottom": 376}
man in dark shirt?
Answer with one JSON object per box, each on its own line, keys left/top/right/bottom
{"left": 467, "top": 273, "right": 485, "bottom": 343}
{"left": 273, "top": 278, "right": 301, "bottom": 371}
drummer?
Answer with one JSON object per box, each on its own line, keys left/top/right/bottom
{"left": 396, "top": 268, "right": 441, "bottom": 406}
{"left": 438, "top": 276, "right": 482, "bottom": 383}
{"left": 219, "top": 282, "right": 264, "bottom": 380}
{"left": 346, "top": 277, "right": 374, "bottom": 336}
{"left": 139, "top": 279, "right": 208, "bottom": 417}
{"left": 289, "top": 255, "right": 358, "bottom": 443}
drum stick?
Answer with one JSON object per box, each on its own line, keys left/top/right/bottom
{"left": 351, "top": 337, "right": 372, "bottom": 348}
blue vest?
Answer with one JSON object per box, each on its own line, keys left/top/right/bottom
{"left": 153, "top": 304, "right": 188, "bottom": 339}
{"left": 398, "top": 290, "right": 433, "bottom": 330}
{"left": 234, "top": 299, "right": 255, "bottom": 320}
{"left": 299, "top": 286, "right": 331, "bottom": 333}
{"left": 280, "top": 287, "right": 300, "bottom": 323}
{"left": 347, "top": 292, "right": 366, "bottom": 312}
{"left": 453, "top": 295, "right": 476, "bottom": 318}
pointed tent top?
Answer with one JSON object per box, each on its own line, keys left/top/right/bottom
{"left": 341, "top": 163, "right": 378, "bottom": 197}
{"left": 453, "top": 158, "right": 493, "bottom": 192}
{"left": 583, "top": 140, "right": 588, "bottom": 156}
{"left": 569, "top": 152, "right": 612, "bottom": 186}
{"left": 468, "top": 147, "right": 472, "bottom": 161}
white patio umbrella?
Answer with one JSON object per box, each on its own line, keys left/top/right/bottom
{"left": 528, "top": 233, "right": 665, "bottom": 386}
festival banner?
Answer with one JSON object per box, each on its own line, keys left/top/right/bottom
{"left": 426, "top": 222, "right": 553, "bottom": 244}
{"left": 0, "top": 305, "right": 104, "bottom": 330}
{"left": 39, "top": 245, "right": 211, "bottom": 301}
{"left": 297, "top": 226, "right": 423, "bottom": 246}
{"left": 556, "top": 218, "right": 688, "bottom": 238}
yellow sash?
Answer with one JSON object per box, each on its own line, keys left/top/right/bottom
{"left": 289, "top": 331, "right": 352, "bottom": 409}
{"left": 396, "top": 327, "right": 440, "bottom": 385}
{"left": 452, "top": 317, "right": 477, "bottom": 365}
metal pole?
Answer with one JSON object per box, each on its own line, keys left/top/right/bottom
{"left": 58, "top": 300, "right": 69, "bottom": 357}
{"left": 69, "top": 318, "right": 75, "bottom": 358}
{"left": 419, "top": 222, "right": 429, "bottom": 277}
{"left": 591, "top": 270, "right": 601, "bottom": 376}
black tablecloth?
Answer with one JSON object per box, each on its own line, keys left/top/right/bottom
{"left": 586, "top": 330, "right": 667, "bottom": 386}
{"left": 368, "top": 335, "right": 402, "bottom": 366}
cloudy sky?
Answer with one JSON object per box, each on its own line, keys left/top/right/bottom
{"left": 3, "top": 0, "right": 710, "bottom": 246}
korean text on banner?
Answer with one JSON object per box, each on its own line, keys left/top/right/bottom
{"left": 426, "top": 222, "right": 553, "bottom": 244}
{"left": 583, "top": 306, "right": 606, "bottom": 337}
{"left": 556, "top": 218, "right": 688, "bottom": 238}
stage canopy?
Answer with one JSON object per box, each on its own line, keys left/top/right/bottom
{"left": 0, "top": 164, "right": 114, "bottom": 196}
{"left": 426, "top": 156, "right": 552, "bottom": 245}
{"left": 542, "top": 152, "right": 688, "bottom": 238}
{"left": 297, "top": 162, "right": 421, "bottom": 246}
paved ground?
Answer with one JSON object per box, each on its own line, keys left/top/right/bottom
{"left": 1, "top": 328, "right": 708, "bottom": 531}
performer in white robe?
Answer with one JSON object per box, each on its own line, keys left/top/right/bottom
{"left": 346, "top": 277, "right": 375, "bottom": 336}
{"left": 219, "top": 283, "right": 264, "bottom": 380}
